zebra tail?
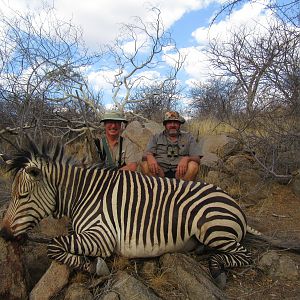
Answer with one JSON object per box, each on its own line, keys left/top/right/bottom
{"left": 246, "top": 225, "right": 300, "bottom": 253}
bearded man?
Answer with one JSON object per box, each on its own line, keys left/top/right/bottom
{"left": 140, "top": 111, "right": 203, "bottom": 181}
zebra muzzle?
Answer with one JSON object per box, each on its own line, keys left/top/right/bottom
{"left": 0, "top": 226, "right": 28, "bottom": 244}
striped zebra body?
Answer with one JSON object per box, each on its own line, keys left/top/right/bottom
{"left": 0, "top": 142, "right": 252, "bottom": 280}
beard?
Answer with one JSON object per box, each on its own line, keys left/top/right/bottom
{"left": 167, "top": 128, "right": 179, "bottom": 137}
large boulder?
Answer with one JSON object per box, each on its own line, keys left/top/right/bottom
{"left": 159, "top": 253, "right": 226, "bottom": 299}
{"left": 199, "top": 134, "right": 239, "bottom": 156}
{"left": 29, "top": 261, "right": 70, "bottom": 300}
{"left": 103, "top": 270, "right": 161, "bottom": 300}
{"left": 123, "top": 120, "right": 162, "bottom": 152}
{"left": 0, "top": 238, "right": 29, "bottom": 299}
{"left": 258, "top": 251, "right": 299, "bottom": 280}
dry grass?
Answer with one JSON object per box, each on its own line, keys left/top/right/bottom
{"left": 186, "top": 118, "right": 236, "bottom": 138}
{"left": 142, "top": 267, "right": 184, "bottom": 299}
{"left": 110, "top": 256, "right": 133, "bottom": 273}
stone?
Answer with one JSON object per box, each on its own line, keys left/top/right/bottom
{"left": 198, "top": 134, "right": 231, "bottom": 154}
{"left": 102, "top": 291, "right": 120, "bottom": 300}
{"left": 159, "top": 253, "right": 226, "bottom": 299}
{"left": 205, "top": 171, "right": 235, "bottom": 190}
{"left": 0, "top": 238, "right": 29, "bottom": 299}
{"left": 29, "top": 261, "right": 70, "bottom": 300}
{"left": 39, "top": 216, "right": 69, "bottom": 237}
{"left": 258, "top": 251, "right": 299, "bottom": 280}
{"left": 122, "top": 121, "right": 152, "bottom": 152}
{"left": 291, "top": 172, "right": 300, "bottom": 197}
{"left": 109, "top": 271, "right": 161, "bottom": 300}
{"left": 141, "top": 260, "right": 159, "bottom": 279}
{"left": 224, "top": 154, "right": 256, "bottom": 174}
{"left": 275, "top": 256, "right": 299, "bottom": 280}
{"left": 200, "top": 152, "right": 221, "bottom": 168}
{"left": 64, "top": 283, "right": 93, "bottom": 300}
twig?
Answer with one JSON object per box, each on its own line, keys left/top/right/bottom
{"left": 27, "top": 235, "right": 51, "bottom": 244}
{"left": 271, "top": 213, "right": 290, "bottom": 218}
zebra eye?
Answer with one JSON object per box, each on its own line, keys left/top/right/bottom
{"left": 19, "top": 192, "right": 29, "bottom": 199}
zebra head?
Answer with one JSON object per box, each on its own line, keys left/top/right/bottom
{"left": 0, "top": 141, "right": 59, "bottom": 241}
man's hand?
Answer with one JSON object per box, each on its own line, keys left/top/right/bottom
{"left": 147, "top": 154, "right": 160, "bottom": 175}
{"left": 176, "top": 156, "right": 189, "bottom": 178}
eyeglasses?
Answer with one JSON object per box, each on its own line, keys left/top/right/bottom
{"left": 167, "top": 144, "right": 179, "bottom": 157}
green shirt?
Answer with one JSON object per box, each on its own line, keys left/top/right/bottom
{"left": 95, "top": 136, "right": 138, "bottom": 168}
{"left": 145, "top": 130, "right": 203, "bottom": 172}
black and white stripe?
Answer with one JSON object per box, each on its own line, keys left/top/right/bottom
{"left": 0, "top": 141, "right": 253, "bottom": 278}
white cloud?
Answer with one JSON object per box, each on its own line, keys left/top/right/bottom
{"left": 0, "top": 0, "right": 215, "bottom": 48}
{"left": 181, "top": 1, "right": 276, "bottom": 84}
{"left": 87, "top": 68, "right": 118, "bottom": 92}
{"left": 191, "top": 1, "right": 273, "bottom": 45}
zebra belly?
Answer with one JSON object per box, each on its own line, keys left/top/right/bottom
{"left": 115, "top": 237, "right": 198, "bottom": 258}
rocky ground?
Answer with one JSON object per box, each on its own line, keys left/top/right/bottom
{"left": 1, "top": 174, "right": 299, "bottom": 299}
{"left": 0, "top": 128, "right": 299, "bottom": 299}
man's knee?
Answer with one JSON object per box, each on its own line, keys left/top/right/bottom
{"left": 183, "top": 161, "right": 199, "bottom": 181}
{"left": 140, "top": 160, "right": 149, "bottom": 175}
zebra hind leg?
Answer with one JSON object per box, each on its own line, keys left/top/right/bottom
{"left": 209, "top": 242, "right": 252, "bottom": 288}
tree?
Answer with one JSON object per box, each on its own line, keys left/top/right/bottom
{"left": 189, "top": 78, "right": 242, "bottom": 120}
{"left": 102, "top": 7, "right": 185, "bottom": 113}
{"left": 214, "top": 0, "right": 300, "bottom": 27}
{"left": 0, "top": 6, "right": 104, "bottom": 152}
{"left": 129, "top": 80, "right": 182, "bottom": 122}
{"left": 206, "top": 19, "right": 300, "bottom": 178}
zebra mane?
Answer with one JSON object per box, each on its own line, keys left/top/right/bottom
{"left": 8, "top": 138, "right": 82, "bottom": 176}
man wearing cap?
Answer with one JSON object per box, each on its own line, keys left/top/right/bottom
{"left": 94, "top": 111, "right": 138, "bottom": 171}
{"left": 140, "top": 111, "right": 202, "bottom": 181}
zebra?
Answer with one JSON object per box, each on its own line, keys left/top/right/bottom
{"left": 0, "top": 140, "right": 259, "bottom": 285}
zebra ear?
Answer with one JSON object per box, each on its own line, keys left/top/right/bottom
{"left": 0, "top": 153, "right": 13, "bottom": 166}
{"left": 25, "top": 166, "right": 42, "bottom": 181}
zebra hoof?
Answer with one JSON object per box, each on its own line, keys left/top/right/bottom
{"left": 95, "top": 257, "right": 110, "bottom": 276}
{"left": 214, "top": 272, "right": 227, "bottom": 289}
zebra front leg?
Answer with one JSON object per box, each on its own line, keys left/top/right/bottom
{"left": 47, "top": 231, "right": 115, "bottom": 274}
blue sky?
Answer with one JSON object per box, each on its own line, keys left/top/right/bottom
{"left": 0, "top": 0, "right": 277, "bottom": 108}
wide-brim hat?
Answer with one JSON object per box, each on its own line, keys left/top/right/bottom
{"left": 100, "top": 111, "right": 128, "bottom": 123}
{"left": 163, "top": 111, "right": 185, "bottom": 125}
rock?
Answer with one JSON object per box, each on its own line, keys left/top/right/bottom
{"left": 159, "top": 253, "right": 226, "bottom": 299}
{"left": 277, "top": 150, "right": 300, "bottom": 174}
{"left": 276, "top": 256, "right": 299, "bottom": 280}
{"left": 291, "top": 172, "right": 300, "bottom": 197}
{"left": 141, "top": 260, "right": 159, "bottom": 279}
{"left": 64, "top": 283, "right": 93, "bottom": 300}
{"left": 205, "top": 171, "right": 235, "bottom": 191}
{"left": 102, "top": 291, "right": 120, "bottom": 300}
{"left": 218, "top": 139, "right": 242, "bottom": 159}
{"left": 39, "top": 216, "right": 69, "bottom": 237}
{"left": 108, "top": 270, "right": 161, "bottom": 300}
{"left": 258, "top": 251, "right": 299, "bottom": 280}
{"left": 95, "top": 257, "right": 110, "bottom": 276}
{"left": 29, "top": 261, "right": 70, "bottom": 300}
{"left": 236, "top": 169, "right": 269, "bottom": 201}
{"left": 258, "top": 251, "right": 279, "bottom": 270}
{"left": 143, "top": 121, "right": 164, "bottom": 136}
{"left": 122, "top": 121, "right": 154, "bottom": 152}
{"left": 24, "top": 243, "right": 51, "bottom": 290}
{"left": 201, "top": 152, "right": 221, "bottom": 168}
{"left": 199, "top": 134, "right": 232, "bottom": 155}
{"left": 0, "top": 238, "right": 28, "bottom": 299}
{"left": 224, "top": 154, "right": 257, "bottom": 174}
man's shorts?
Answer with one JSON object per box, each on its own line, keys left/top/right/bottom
{"left": 164, "top": 169, "right": 176, "bottom": 178}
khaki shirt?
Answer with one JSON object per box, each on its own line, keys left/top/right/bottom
{"left": 145, "top": 130, "right": 203, "bottom": 172}
{"left": 96, "top": 136, "right": 138, "bottom": 168}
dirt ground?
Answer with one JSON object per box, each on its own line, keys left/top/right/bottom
{"left": 223, "top": 183, "right": 300, "bottom": 299}
{"left": 1, "top": 175, "right": 300, "bottom": 299}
